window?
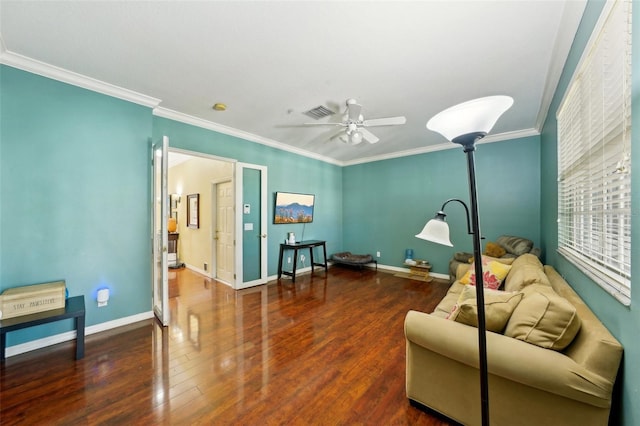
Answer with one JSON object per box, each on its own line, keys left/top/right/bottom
{"left": 557, "top": 0, "right": 632, "bottom": 305}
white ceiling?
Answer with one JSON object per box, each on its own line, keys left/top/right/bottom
{"left": 0, "top": 1, "right": 586, "bottom": 166}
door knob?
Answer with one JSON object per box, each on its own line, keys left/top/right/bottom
{"left": 260, "top": 234, "right": 267, "bottom": 238}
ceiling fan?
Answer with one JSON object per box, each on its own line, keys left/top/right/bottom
{"left": 305, "top": 99, "right": 406, "bottom": 145}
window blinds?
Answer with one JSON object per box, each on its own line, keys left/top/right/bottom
{"left": 557, "top": 0, "right": 631, "bottom": 305}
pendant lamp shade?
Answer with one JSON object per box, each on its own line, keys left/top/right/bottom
{"left": 415, "top": 212, "right": 453, "bottom": 247}
{"left": 426, "top": 96, "right": 514, "bottom": 142}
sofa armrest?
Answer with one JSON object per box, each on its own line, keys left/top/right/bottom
{"left": 405, "top": 311, "right": 614, "bottom": 408}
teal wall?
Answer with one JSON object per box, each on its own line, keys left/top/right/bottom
{"left": 540, "top": 1, "right": 638, "bottom": 424}
{"left": 152, "top": 117, "right": 344, "bottom": 275}
{"left": 0, "top": 66, "right": 153, "bottom": 345}
{"left": 242, "top": 167, "right": 261, "bottom": 282}
{"left": 0, "top": 66, "right": 343, "bottom": 347}
{"left": 3, "top": 3, "right": 638, "bottom": 418}
{"left": 343, "top": 136, "right": 541, "bottom": 274}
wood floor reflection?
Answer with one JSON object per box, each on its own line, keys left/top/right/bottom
{"left": 0, "top": 267, "right": 455, "bottom": 425}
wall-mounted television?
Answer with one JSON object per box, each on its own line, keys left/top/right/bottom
{"left": 274, "top": 192, "right": 315, "bottom": 224}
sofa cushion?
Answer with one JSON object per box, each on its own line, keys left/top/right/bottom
{"left": 496, "top": 235, "right": 534, "bottom": 256}
{"left": 484, "top": 241, "right": 506, "bottom": 258}
{"left": 431, "top": 282, "right": 467, "bottom": 318}
{"left": 504, "top": 254, "right": 550, "bottom": 292}
{"left": 448, "top": 285, "right": 523, "bottom": 333}
{"left": 505, "top": 285, "right": 581, "bottom": 351}
{"left": 460, "top": 256, "right": 512, "bottom": 290}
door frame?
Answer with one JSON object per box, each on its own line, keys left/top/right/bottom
{"left": 152, "top": 136, "right": 169, "bottom": 326}
{"left": 234, "top": 162, "right": 268, "bottom": 289}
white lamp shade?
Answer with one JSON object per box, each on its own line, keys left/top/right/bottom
{"left": 415, "top": 218, "right": 453, "bottom": 247}
{"left": 351, "top": 131, "right": 363, "bottom": 144}
{"left": 426, "top": 95, "right": 514, "bottom": 141}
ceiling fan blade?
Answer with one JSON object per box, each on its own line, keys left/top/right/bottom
{"left": 363, "top": 116, "right": 406, "bottom": 127}
{"left": 302, "top": 122, "right": 346, "bottom": 127}
{"left": 361, "top": 128, "right": 380, "bottom": 144}
{"left": 347, "top": 103, "right": 362, "bottom": 121}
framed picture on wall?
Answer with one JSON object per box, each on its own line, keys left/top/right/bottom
{"left": 187, "top": 193, "right": 199, "bottom": 229}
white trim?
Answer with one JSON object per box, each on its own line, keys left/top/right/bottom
{"left": 0, "top": 41, "right": 541, "bottom": 169}
{"left": 185, "top": 263, "right": 209, "bottom": 278}
{"left": 535, "top": 0, "right": 587, "bottom": 131}
{"left": 4, "top": 311, "right": 154, "bottom": 358}
{"left": 556, "top": 0, "right": 616, "bottom": 116}
{"left": 342, "top": 128, "right": 540, "bottom": 166}
{"left": 153, "top": 107, "right": 342, "bottom": 166}
{"left": 0, "top": 48, "right": 161, "bottom": 108}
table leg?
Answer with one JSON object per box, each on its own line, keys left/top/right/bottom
{"left": 76, "top": 314, "right": 85, "bottom": 360}
{"left": 277, "top": 245, "right": 285, "bottom": 279}
{"left": 292, "top": 248, "right": 298, "bottom": 282}
{"left": 309, "top": 247, "right": 315, "bottom": 274}
{"left": 1, "top": 332, "right": 6, "bottom": 361}
{"left": 322, "top": 243, "right": 328, "bottom": 272}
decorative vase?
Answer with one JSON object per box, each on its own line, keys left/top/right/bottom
{"left": 168, "top": 217, "right": 177, "bottom": 232}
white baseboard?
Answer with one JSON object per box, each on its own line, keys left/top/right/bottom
{"left": 282, "top": 262, "right": 450, "bottom": 281}
{"left": 5, "top": 311, "right": 154, "bottom": 358}
{"left": 184, "top": 263, "right": 212, "bottom": 278}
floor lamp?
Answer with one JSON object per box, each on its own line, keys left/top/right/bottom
{"left": 415, "top": 95, "right": 513, "bottom": 426}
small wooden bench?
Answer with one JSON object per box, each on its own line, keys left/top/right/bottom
{"left": 0, "top": 295, "right": 85, "bottom": 361}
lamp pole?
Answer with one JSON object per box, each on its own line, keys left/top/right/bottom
{"left": 454, "top": 133, "right": 490, "bottom": 426}
{"left": 424, "top": 95, "right": 514, "bottom": 426}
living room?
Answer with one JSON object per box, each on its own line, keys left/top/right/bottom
{"left": 1, "top": 1, "right": 638, "bottom": 424}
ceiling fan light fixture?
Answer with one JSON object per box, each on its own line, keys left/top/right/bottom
{"left": 350, "top": 131, "right": 363, "bottom": 145}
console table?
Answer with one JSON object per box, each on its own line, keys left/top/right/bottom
{"left": 0, "top": 295, "right": 85, "bottom": 361}
{"left": 278, "top": 240, "right": 328, "bottom": 282}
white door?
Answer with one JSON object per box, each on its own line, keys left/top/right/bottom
{"left": 152, "top": 136, "right": 169, "bottom": 326}
{"left": 215, "top": 180, "right": 235, "bottom": 284}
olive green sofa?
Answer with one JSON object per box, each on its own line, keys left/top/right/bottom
{"left": 405, "top": 254, "right": 623, "bottom": 426}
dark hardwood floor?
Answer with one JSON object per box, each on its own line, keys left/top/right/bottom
{"left": 0, "top": 266, "right": 454, "bottom": 425}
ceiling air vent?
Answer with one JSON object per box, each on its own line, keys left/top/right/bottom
{"left": 303, "top": 105, "right": 335, "bottom": 120}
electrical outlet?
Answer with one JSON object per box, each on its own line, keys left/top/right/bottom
{"left": 287, "top": 257, "right": 291, "bottom": 264}
{"left": 300, "top": 254, "right": 306, "bottom": 262}
{"left": 376, "top": 251, "right": 381, "bottom": 258}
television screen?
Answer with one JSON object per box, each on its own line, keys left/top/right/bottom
{"left": 274, "top": 192, "right": 315, "bottom": 224}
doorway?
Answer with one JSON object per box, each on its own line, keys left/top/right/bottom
{"left": 164, "top": 150, "right": 268, "bottom": 290}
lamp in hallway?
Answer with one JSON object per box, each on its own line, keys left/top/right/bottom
{"left": 417, "top": 95, "right": 513, "bottom": 426}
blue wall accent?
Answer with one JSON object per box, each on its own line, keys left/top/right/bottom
{"left": 343, "top": 137, "right": 541, "bottom": 274}
{"left": 540, "top": 1, "right": 638, "bottom": 424}
{"left": 0, "top": 65, "right": 153, "bottom": 345}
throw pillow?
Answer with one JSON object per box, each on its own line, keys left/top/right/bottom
{"left": 467, "top": 255, "right": 515, "bottom": 265}
{"left": 504, "top": 285, "right": 581, "bottom": 351}
{"left": 460, "top": 256, "right": 512, "bottom": 290}
{"left": 484, "top": 241, "right": 506, "bottom": 258}
{"left": 504, "top": 254, "right": 549, "bottom": 292}
{"left": 496, "top": 235, "right": 534, "bottom": 256}
{"left": 448, "top": 285, "right": 523, "bottom": 333}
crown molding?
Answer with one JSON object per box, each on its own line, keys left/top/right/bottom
{"left": 0, "top": 46, "right": 161, "bottom": 108}
{"left": 1, "top": 36, "right": 541, "bottom": 168}
{"left": 342, "top": 128, "right": 540, "bottom": 167}
{"left": 153, "top": 107, "right": 343, "bottom": 166}
{"left": 535, "top": 0, "right": 587, "bottom": 131}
